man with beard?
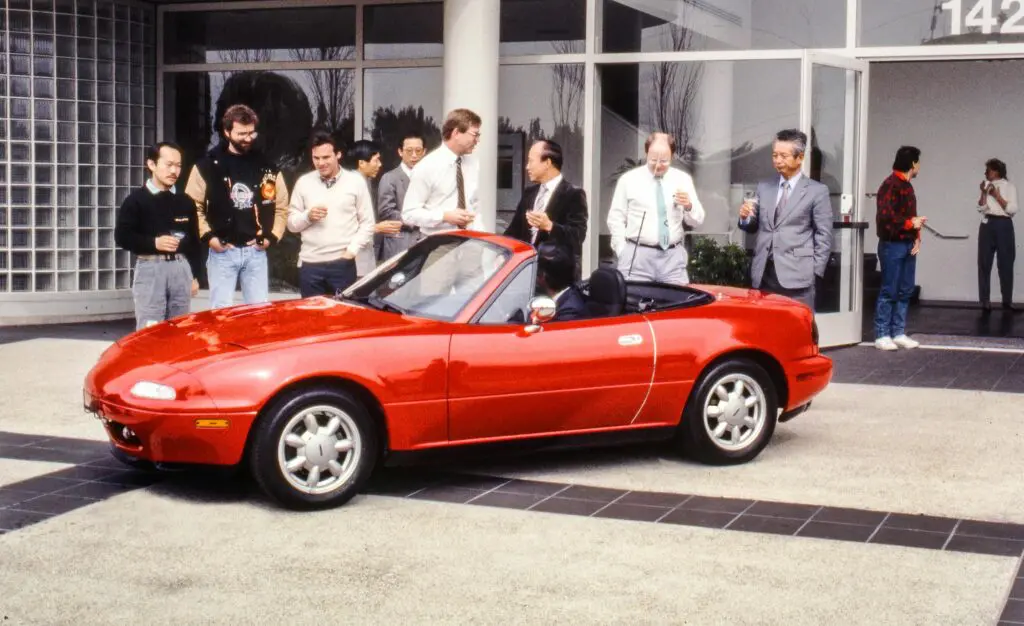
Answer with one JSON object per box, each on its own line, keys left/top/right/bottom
{"left": 184, "top": 104, "right": 289, "bottom": 309}
{"left": 115, "top": 142, "right": 201, "bottom": 329}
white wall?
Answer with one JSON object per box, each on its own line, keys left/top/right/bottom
{"left": 867, "top": 60, "right": 1024, "bottom": 304}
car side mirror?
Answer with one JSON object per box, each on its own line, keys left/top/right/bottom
{"left": 525, "top": 296, "right": 556, "bottom": 333}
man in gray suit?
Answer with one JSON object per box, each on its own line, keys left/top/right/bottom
{"left": 376, "top": 133, "right": 426, "bottom": 261}
{"left": 738, "top": 129, "right": 833, "bottom": 311}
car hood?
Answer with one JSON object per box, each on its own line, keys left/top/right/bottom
{"left": 116, "top": 296, "right": 425, "bottom": 365}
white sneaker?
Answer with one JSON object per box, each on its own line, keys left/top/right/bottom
{"left": 875, "top": 337, "right": 898, "bottom": 351}
{"left": 893, "top": 335, "right": 920, "bottom": 349}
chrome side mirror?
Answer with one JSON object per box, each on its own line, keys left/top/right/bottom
{"left": 525, "top": 296, "right": 557, "bottom": 333}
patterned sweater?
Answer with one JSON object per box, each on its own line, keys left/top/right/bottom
{"left": 875, "top": 172, "right": 918, "bottom": 243}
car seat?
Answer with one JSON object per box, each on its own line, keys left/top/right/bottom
{"left": 585, "top": 267, "right": 627, "bottom": 317}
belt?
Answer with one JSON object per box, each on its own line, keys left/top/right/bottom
{"left": 137, "top": 253, "right": 184, "bottom": 262}
{"left": 629, "top": 239, "right": 681, "bottom": 250}
{"left": 984, "top": 214, "right": 1012, "bottom": 220}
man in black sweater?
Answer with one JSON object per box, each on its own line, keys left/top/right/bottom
{"left": 115, "top": 142, "right": 201, "bottom": 330}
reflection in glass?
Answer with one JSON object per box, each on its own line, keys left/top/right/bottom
{"left": 859, "top": 0, "right": 1024, "bottom": 46}
{"left": 500, "top": 0, "right": 585, "bottom": 56}
{"left": 597, "top": 60, "right": 800, "bottom": 266}
{"left": 364, "top": 3, "right": 443, "bottom": 60}
{"left": 363, "top": 68, "right": 443, "bottom": 173}
{"left": 601, "top": 0, "right": 845, "bottom": 52}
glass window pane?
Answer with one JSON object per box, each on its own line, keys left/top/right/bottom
{"left": 500, "top": 0, "right": 585, "bottom": 56}
{"left": 596, "top": 60, "right": 800, "bottom": 265}
{"left": 601, "top": 0, "right": 845, "bottom": 52}
{"left": 364, "top": 67, "right": 444, "bottom": 173}
{"left": 163, "top": 7, "right": 356, "bottom": 64}
{"left": 858, "top": 0, "right": 1016, "bottom": 46}
{"left": 364, "top": 3, "right": 443, "bottom": 60}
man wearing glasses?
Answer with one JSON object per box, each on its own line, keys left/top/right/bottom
{"left": 184, "top": 104, "right": 289, "bottom": 308}
{"left": 376, "top": 133, "right": 427, "bottom": 261}
{"left": 607, "top": 132, "right": 705, "bottom": 285}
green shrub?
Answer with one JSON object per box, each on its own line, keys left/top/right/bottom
{"left": 688, "top": 236, "right": 751, "bottom": 287}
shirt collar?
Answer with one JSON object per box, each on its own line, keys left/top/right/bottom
{"left": 542, "top": 174, "right": 563, "bottom": 193}
{"left": 146, "top": 179, "right": 175, "bottom": 194}
{"left": 438, "top": 143, "right": 461, "bottom": 164}
{"left": 892, "top": 170, "right": 910, "bottom": 182}
{"left": 320, "top": 169, "right": 342, "bottom": 187}
{"left": 401, "top": 163, "right": 414, "bottom": 177}
{"left": 779, "top": 171, "right": 802, "bottom": 188}
{"left": 554, "top": 286, "right": 571, "bottom": 302}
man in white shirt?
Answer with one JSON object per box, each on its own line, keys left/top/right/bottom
{"left": 287, "top": 131, "right": 376, "bottom": 297}
{"left": 976, "top": 157, "right": 1018, "bottom": 311}
{"left": 607, "top": 132, "right": 705, "bottom": 285}
{"left": 402, "top": 108, "right": 482, "bottom": 234}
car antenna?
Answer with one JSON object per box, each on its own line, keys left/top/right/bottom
{"left": 626, "top": 211, "right": 646, "bottom": 279}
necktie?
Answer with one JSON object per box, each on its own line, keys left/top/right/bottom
{"left": 773, "top": 181, "right": 790, "bottom": 227}
{"left": 655, "top": 177, "right": 670, "bottom": 250}
{"left": 321, "top": 176, "right": 336, "bottom": 189}
{"left": 455, "top": 156, "right": 466, "bottom": 211}
{"left": 530, "top": 184, "right": 548, "bottom": 245}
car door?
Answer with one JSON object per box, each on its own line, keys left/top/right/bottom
{"left": 447, "top": 264, "right": 655, "bottom": 442}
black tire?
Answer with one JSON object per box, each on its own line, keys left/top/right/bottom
{"left": 249, "top": 386, "right": 379, "bottom": 510}
{"left": 681, "top": 358, "right": 778, "bottom": 465}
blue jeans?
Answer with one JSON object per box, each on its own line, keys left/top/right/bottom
{"left": 874, "top": 240, "right": 916, "bottom": 339}
{"left": 206, "top": 246, "right": 269, "bottom": 309}
{"left": 299, "top": 259, "right": 357, "bottom": 298}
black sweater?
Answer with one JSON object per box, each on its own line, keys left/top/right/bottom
{"left": 114, "top": 185, "right": 202, "bottom": 278}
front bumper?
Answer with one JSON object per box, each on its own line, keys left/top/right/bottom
{"left": 784, "top": 354, "right": 833, "bottom": 413}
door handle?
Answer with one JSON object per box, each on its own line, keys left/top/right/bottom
{"left": 618, "top": 334, "right": 643, "bottom": 346}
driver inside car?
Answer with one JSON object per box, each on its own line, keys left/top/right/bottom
{"left": 536, "top": 242, "right": 586, "bottom": 322}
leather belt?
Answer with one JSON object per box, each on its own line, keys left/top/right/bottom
{"left": 137, "top": 254, "right": 184, "bottom": 262}
{"left": 629, "top": 239, "right": 680, "bottom": 250}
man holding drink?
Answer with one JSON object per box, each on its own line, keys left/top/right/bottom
{"left": 607, "top": 132, "right": 705, "bottom": 285}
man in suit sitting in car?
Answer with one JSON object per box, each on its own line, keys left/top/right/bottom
{"left": 537, "top": 242, "right": 586, "bottom": 322}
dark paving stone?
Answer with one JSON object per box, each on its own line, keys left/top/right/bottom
{"left": 727, "top": 514, "right": 804, "bottom": 536}
{"left": 0, "top": 508, "right": 53, "bottom": 531}
{"left": 745, "top": 501, "right": 819, "bottom": 520}
{"left": 408, "top": 486, "right": 485, "bottom": 505}
{"left": 0, "top": 488, "right": 36, "bottom": 508}
{"left": 945, "top": 535, "right": 1024, "bottom": 557}
{"left": 47, "top": 465, "right": 124, "bottom": 480}
{"left": 93, "top": 470, "right": 162, "bottom": 487}
{"left": 1003, "top": 599, "right": 1024, "bottom": 623}
{"left": 437, "top": 473, "right": 511, "bottom": 490}
{"left": 869, "top": 527, "right": 949, "bottom": 550}
{"left": 557, "top": 485, "right": 627, "bottom": 503}
{"left": 468, "top": 491, "right": 546, "bottom": 510}
{"left": 678, "top": 495, "right": 752, "bottom": 514}
{"left": 798, "top": 521, "right": 876, "bottom": 542}
{"left": 883, "top": 513, "right": 958, "bottom": 534}
{"left": 55, "top": 481, "right": 142, "bottom": 500}
{"left": 815, "top": 507, "right": 887, "bottom": 526}
{"left": 493, "top": 479, "right": 567, "bottom": 497}
{"left": 616, "top": 491, "right": 691, "bottom": 508}
{"left": 30, "top": 437, "right": 109, "bottom": 454}
{"left": 659, "top": 508, "right": 736, "bottom": 529}
{"left": 364, "top": 471, "right": 442, "bottom": 497}
{"left": 529, "top": 497, "right": 605, "bottom": 517}
{"left": 11, "top": 494, "right": 98, "bottom": 515}
{"left": 6, "top": 475, "right": 86, "bottom": 494}
{"left": 593, "top": 503, "right": 671, "bottom": 522}
{"left": 0, "top": 446, "right": 97, "bottom": 464}
{"left": 80, "top": 456, "right": 130, "bottom": 470}
{"left": 956, "top": 520, "right": 1024, "bottom": 541}
{"left": 0, "top": 432, "right": 48, "bottom": 446}
{"left": 1010, "top": 577, "right": 1024, "bottom": 600}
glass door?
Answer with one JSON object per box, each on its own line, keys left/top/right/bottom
{"left": 801, "top": 51, "right": 870, "bottom": 347}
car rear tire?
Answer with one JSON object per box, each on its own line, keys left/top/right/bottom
{"left": 681, "top": 358, "right": 778, "bottom": 465}
{"left": 249, "top": 386, "right": 378, "bottom": 510}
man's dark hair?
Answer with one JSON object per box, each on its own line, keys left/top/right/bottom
{"left": 892, "top": 146, "right": 921, "bottom": 172}
{"left": 537, "top": 242, "right": 576, "bottom": 293}
{"left": 441, "top": 108, "right": 482, "bottom": 140}
{"left": 343, "top": 139, "right": 381, "bottom": 170}
{"left": 536, "top": 139, "right": 564, "bottom": 170}
{"left": 146, "top": 141, "right": 182, "bottom": 165}
{"left": 221, "top": 104, "right": 259, "bottom": 133}
{"left": 309, "top": 130, "right": 341, "bottom": 153}
{"left": 774, "top": 129, "right": 808, "bottom": 156}
{"left": 400, "top": 133, "right": 425, "bottom": 149}
{"left": 986, "top": 158, "right": 1008, "bottom": 179}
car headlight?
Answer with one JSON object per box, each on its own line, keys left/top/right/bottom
{"left": 129, "top": 381, "right": 177, "bottom": 401}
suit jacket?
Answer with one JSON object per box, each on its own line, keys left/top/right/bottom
{"left": 738, "top": 176, "right": 833, "bottom": 290}
{"left": 554, "top": 285, "right": 587, "bottom": 322}
{"left": 377, "top": 165, "right": 424, "bottom": 262}
{"left": 504, "top": 178, "right": 588, "bottom": 265}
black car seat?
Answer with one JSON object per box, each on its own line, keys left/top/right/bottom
{"left": 585, "top": 267, "right": 627, "bottom": 317}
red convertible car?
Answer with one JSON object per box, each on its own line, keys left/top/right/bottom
{"left": 83, "top": 232, "right": 831, "bottom": 510}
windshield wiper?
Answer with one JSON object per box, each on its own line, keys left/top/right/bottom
{"left": 344, "top": 294, "right": 405, "bottom": 315}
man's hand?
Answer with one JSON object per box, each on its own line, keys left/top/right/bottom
{"left": 209, "top": 237, "right": 233, "bottom": 253}
{"left": 911, "top": 237, "right": 922, "bottom": 256}
{"left": 910, "top": 216, "right": 928, "bottom": 230}
{"left": 375, "top": 220, "right": 403, "bottom": 235}
{"left": 308, "top": 205, "right": 328, "bottom": 222}
{"left": 526, "top": 211, "right": 553, "bottom": 232}
{"left": 443, "top": 209, "right": 475, "bottom": 228}
{"left": 739, "top": 202, "right": 757, "bottom": 220}
{"left": 981, "top": 181, "right": 990, "bottom": 193}
{"left": 340, "top": 251, "right": 356, "bottom": 261}
{"left": 673, "top": 190, "right": 692, "bottom": 210}
{"left": 155, "top": 236, "right": 180, "bottom": 253}
{"left": 191, "top": 278, "right": 199, "bottom": 297}
{"left": 989, "top": 185, "right": 1000, "bottom": 198}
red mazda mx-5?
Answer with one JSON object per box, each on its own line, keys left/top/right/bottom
{"left": 83, "top": 232, "right": 832, "bottom": 510}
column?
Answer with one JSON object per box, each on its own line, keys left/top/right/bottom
{"left": 443, "top": 0, "right": 500, "bottom": 232}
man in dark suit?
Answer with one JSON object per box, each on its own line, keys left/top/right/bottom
{"left": 504, "top": 139, "right": 588, "bottom": 279}
{"left": 737, "top": 129, "right": 833, "bottom": 311}
{"left": 377, "top": 133, "right": 426, "bottom": 262}
{"left": 537, "top": 242, "right": 586, "bottom": 322}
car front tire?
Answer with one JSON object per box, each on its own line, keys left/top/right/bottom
{"left": 250, "top": 386, "right": 378, "bottom": 510}
{"left": 681, "top": 358, "right": 778, "bottom": 465}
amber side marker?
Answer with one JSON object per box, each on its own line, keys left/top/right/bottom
{"left": 195, "top": 419, "right": 230, "bottom": 429}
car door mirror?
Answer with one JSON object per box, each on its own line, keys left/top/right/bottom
{"left": 526, "top": 296, "right": 557, "bottom": 333}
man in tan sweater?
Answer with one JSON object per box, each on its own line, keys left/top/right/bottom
{"left": 287, "top": 131, "right": 376, "bottom": 297}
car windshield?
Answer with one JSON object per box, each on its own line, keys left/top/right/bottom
{"left": 340, "top": 235, "right": 511, "bottom": 321}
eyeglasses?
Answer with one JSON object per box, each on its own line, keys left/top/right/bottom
{"left": 647, "top": 159, "right": 671, "bottom": 166}
{"left": 234, "top": 131, "right": 259, "bottom": 139}
{"left": 466, "top": 130, "right": 481, "bottom": 139}
{"left": 402, "top": 147, "right": 425, "bottom": 155}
